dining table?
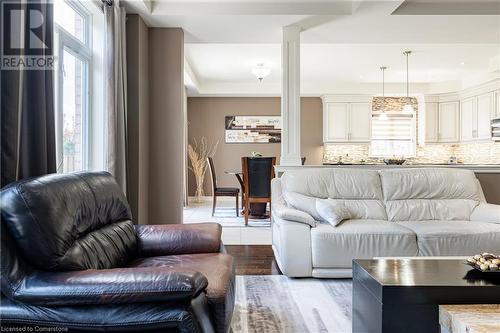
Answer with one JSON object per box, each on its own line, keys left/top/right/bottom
{"left": 225, "top": 170, "right": 269, "bottom": 219}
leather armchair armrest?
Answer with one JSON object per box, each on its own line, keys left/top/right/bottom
{"left": 470, "top": 203, "right": 500, "bottom": 224}
{"left": 13, "top": 267, "right": 208, "bottom": 306}
{"left": 135, "top": 223, "right": 222, "bottom": 256}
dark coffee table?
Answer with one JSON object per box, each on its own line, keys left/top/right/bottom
{"left": 352, "top": 258, "right": 500, "bottom": 333}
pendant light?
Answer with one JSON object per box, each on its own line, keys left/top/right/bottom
{"left": 252, "top": 63, "right": 271, "bottom": 82}
{"left": 403, "top": 50, "right": 414, "bottom": 114}
{"left": 379, "top": 66, "right": 388, "bottom": 120}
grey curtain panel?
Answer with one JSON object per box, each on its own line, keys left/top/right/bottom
{"left": 104, "top": 0, "right": 128, "bottom": 194}
{"left": 0, "top": 0, "right": 56, "bottom": 187}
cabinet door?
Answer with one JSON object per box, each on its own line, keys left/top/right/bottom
{"left": 495, "top": 90, "right": 500, "bottom": 119}
{"left": 476, "top": 92, "right": 494, "bottom": 139}
{"left": 438, "top": 102, "right": 459, "bottom": 142}
{"left": 349, "top": 103, "right": 371, "bottom": 142}
{"left": 460, "top": 98, "right": 475, "bottom": 141}
{"left": 323, "top": 103, "right": 349, "bottom": 142}
{"left": 425, "top": 102, "right": 439, "bottom": 142}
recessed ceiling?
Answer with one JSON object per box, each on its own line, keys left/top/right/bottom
{"left": 185, "top": 43, "right": 500, "bottom": 95}
{"left": 124, "top": 0, "right": 500, "bottom": 96}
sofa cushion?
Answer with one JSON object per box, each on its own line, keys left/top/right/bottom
{"left": 316, "top": 198, "right": 352, "bottom": 226}
{"left": 0, "top": 172, "right": 135, "bottom": 271}
{"left": 396, "top": 221, "right": 500, "bottom": 256}
{"left": 385, "top": 199, "right": 478, "bottom": 222}
{"left": 311, "top": 220, "right": 418, "bottom": 268}
{"left": 380, "top": 168, "right": 481, "bottom": 221}
{"left": 282, "top": 169, "right": 383, "bottom": 200}
{"left": 380, "top": 168, "right": 481, "bottom": 201}
{"left": 282, "top": 169, "right": 386, "bottom": 221}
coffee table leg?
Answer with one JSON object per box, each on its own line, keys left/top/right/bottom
{"left": 353, "top": 277, "right": 382, "bottom": 333}
{"left": 353, "top": 277, "right": 439, "bottom": 333}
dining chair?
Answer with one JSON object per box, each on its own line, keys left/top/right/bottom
{"left": 241, "top": 156, "right": 276, "bottom": 226}
{"left": 207, "top": 157, "right": 240, "bottom": 216}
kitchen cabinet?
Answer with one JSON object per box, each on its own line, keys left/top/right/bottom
{"left": 495, "top": 90, "right": 500, "bottom": 119}
{"left": 476, "top": 92, "right": 494, "bottom": 139}
{"left": 438, "top": 102, "right": 460, "bottom": 142}
{"left": 323, "top": 102, "right": 371, "bottom": 142}
{"left": 460, "top": 92, "right": 493, "bottom": 141}
{"left": 349, "top": 103, "right": 372, "bottom": 141}
{"left": 460, "top": 98, "right": 475, "bottom": 141}
{"left": 425, "top": 102, "right": 439, "bottom": 142}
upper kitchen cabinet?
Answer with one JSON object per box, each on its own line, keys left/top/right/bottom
{"left": 460, "top": 92, "right": 494, "bottom": 141}
{"left": 349, "top": 103, "right": 372, "bottom": 142}
{"left": 322, "top": 97, "right": 371, "bottom": 143}
{"left": 495, "top": 90, "right": 500, "bottom": 119}
{"left": 476, "top": 92, "right": 494, "bottom": 139}
{"left": 425, "top": 102, "right": 439, "bottom": 142}
{"left": 426, "top": 101, "right": 460, "bottom": 143}
{"left": 324, "top": 103, "right": 349, "bottom": 142}
{"left": 460, "top": 98, "right": 476, "bottom": 141}
{"left": 438, "top": 101, "right": 460, "bottom": 143}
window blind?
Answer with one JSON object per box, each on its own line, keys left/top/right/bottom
{"left": 370, "top": 113, "right": 415, "bottom": 157}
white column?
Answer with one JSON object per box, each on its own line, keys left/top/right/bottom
{"left": 280, "top": 26, "right": 302, "bottom": 166}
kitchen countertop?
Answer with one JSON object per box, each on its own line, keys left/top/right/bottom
{"left": 274, "top": 164, "right": 500, "bottom": 174}
{"left": 439, "top": 305, "right": 500, "bottom": 333}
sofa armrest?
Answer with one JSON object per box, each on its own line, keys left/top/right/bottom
{"left": 470, "top": 203, "right": 500, "bottom": 224}
{"left": 272, "top": 203, "right": 317, "bottom": 227}
{"left": 272, "top": 216, "right": 312, "bottom": 277}
{"left": 135, "top": 223, "right": 222, "bottom": 256}
{"left": 13, "top": 267, "right": 208, "bottom": 306}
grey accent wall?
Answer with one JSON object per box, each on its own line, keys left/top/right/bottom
{"left": 148, "top": 28, "right": 185, "bottom": 224}
{"left": 187, "top": 97, "right": 323, "bottom": 196}
{"left": 126, "top": 14, "right": 149, "bottom": 224}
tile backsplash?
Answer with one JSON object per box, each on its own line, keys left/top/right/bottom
{"left": 323, "top": 142, "right": 500, "bottom": 165}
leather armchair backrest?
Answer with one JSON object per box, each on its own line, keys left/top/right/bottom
{"left": 0, "top": 172, "right": 137, "bottom": 271}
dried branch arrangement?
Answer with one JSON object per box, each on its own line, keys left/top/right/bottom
{"left": 188, "top": 137, "right": 219, "bottom": 203}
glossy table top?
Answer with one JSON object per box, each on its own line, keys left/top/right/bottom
{"left": 354, "top": 259, "right": 500, "bottom": 287}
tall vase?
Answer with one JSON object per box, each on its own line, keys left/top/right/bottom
{"left": 195, "top": 178, "right": 204, "bottom": 203}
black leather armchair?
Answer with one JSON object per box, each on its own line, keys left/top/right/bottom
{"left": 0, "top": 172, "right": 234, "bottom": 332}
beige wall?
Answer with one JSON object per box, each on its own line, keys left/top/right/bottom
{"left": 125, "top": 14, "right": 149, "bottom": 224}
{"left": 148, "top": 28, "right": 185, "bottom": 224}
{"left": 187, "top": 97, "right": 323, "bottom": 195}
{"left": 476, "top": 173, "right": 500, "bottom": 205}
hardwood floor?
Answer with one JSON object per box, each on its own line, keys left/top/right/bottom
{"left": 226, "top": 245, "right": 282, "bottom": 275}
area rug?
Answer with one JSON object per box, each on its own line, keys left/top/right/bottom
{"left": 231, "top": 275, "right": 352, "bottom": 333}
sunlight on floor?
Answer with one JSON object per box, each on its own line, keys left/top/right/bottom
{"left": 184, "top": 196, "right": 271, "bottom": 245}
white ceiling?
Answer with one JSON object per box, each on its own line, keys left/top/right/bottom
{"left": 123, "top": 0, "right": 500, "bottom": 96}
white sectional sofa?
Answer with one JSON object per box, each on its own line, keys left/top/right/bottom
{"left": 271, "top": 168, "right": 500, "bottom": 278}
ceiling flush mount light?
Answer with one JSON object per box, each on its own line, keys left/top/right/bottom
{"left": 403, "top": 50, "right": 414, "bottom": 114}
{"left": 379, "top": 66, "right": 388, "bottom": 120}
{"left": 252, "top": 63, "right": 271, "bottom": 82}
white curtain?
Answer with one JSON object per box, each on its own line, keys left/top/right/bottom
{"left": 104, "top": 0, "right": 128, "bottom": 193}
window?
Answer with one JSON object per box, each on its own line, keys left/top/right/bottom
{"left": 55, "top": 0, "right": 104, "bottom": 173}
{"left": 370, "top": 113, "right": 416, "bottom": 157}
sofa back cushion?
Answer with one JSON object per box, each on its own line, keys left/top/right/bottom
{"left": 380, "top": 168, "right": 481, "bottom": 221}
{"left": 0, "top": 172, "right": 136, "bottom": 271}
{"left": 281, "top": 169, "right": 387, "bottom": 220}
{"left": 282, "top": 169, "right": 383, "bottom": 199}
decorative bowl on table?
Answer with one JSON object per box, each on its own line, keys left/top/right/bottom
{"left": 383, "top": 158, "right": 406, "bottom": 165}
{"left": 466, "top": 253, "right": 500, "bottom": 272}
